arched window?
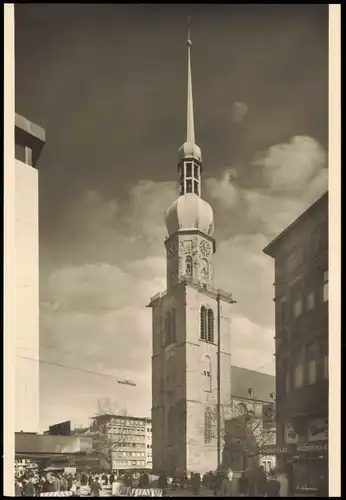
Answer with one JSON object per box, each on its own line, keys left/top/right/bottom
{"left": 185, "top": 255, "right": 193, "bottom": 278}
{"left": 204, "top": 407, "right": 212, "bottom": 444}
{"left": 200, "top": 306, "right": 207, "bottom": 340}
{"left": 207, "top": 309, "right": 214, "bottom": 343}
{"left": 168, "top": 406, "right": 175, "bottom": 445}
{"left": 203, "top": 355, "right": 212, "bottom": 392}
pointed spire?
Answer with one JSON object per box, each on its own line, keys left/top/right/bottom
{"left": 186, "top": 16, "right": 195, "bottom": 144}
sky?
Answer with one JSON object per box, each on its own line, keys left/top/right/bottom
{"left": 15, "top": 4, "right": 328, "bottom": 431}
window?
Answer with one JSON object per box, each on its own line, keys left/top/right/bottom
{"left": 307, "top": 344, "right": 317, "bottom": 385}
{"left": 204, "top": 407, "right": 212, "bottom": 444}
{"left": 193, "top": 164, "right": 199, "bottom": 179}
{"left": 323, "top": 271, "right": 328, "bottom": 302}
{"left": 168, "top": 407, "right": 175, "bottom": 445}
{"left": 194, "top": 180, "right": 199, "bottom": 195}
{"left": 186, "top": 162, "right": 192, "bottom": 178}
{"left": 203, "top": 356, "right": 212, "bottom": 392}
{"left": 307, "top": 291, "right": 315, "bottom": 311}
{"left": 185, "top": 255, "right": 193, "bottom": 278}
{"left": 186, "top": 179, "right": 193, "bottom": 193}
{"left": 285, "top": 366, "right": 290, "bottom": 394}
{"left": 200, "top": 306, "right": 207, "bottom": 340}
{"left": 294, "top": 350, "right": 304, "bottom": 389}
{"left": 207, "top": 309, "right": 214, "bottom": 343}
{"left": 294, "top": 298, "right": 302, "bottom": 318}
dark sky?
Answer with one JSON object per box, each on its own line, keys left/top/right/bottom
{"left": 15, "top": 4, "right": 329, "bottom": 427}
{"left": 15, "top": 3, "right": 328, "bottom": 242}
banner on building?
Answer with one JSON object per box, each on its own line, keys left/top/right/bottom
{"left": 307, "top": 418, "right": 328, "bottom": 442}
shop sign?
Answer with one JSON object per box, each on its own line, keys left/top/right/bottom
{"left": 296, "top": 442, "right": 328, "bottom": 453}
{"left": 262, "top": 445, "right": 290, "bottom": 455}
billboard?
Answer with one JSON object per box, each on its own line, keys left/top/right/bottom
{"left": 307, "top": 418, "right": 328, "bottom": 442}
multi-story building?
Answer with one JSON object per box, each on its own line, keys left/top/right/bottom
{"left": 224, "top": 366, "right": 276, "bottom": 473}
{"left": 263, "top": 192, "right": 328, "bottom": 490}
{"left": 149, "top": 26, "right": 235, "bottom": 475}
{"left": 14, "top": 113, "right": 45, "bottom": 433}
{"left": 91, "top": 414, "right": 152, "bottom": 472}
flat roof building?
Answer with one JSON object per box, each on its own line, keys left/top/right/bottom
{"left": 263, "top": 192, "right": 328, "bottom": 492}
{"left": 15, "top": 113, "right": 45, "bottom": 433}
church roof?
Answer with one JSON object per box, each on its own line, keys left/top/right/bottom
{"left": 231, "top": 365, "right": 275, "bottom": 403}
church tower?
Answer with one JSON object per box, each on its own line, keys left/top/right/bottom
{"left": 150, "top": 20, "right": 235, "bottom": 475}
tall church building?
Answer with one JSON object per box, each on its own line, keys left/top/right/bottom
{"left": 149, "top": 25, "right": 235, "bottom": 475}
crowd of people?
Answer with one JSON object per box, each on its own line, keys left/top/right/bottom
{"left": 14, "top": 465, "right": 328, "bottom": 497}
{"left": 14, "top": 469, "right": 114, "bottom": 497}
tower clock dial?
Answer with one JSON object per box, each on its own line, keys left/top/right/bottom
{"left": 200, "top": 240, "right": 211, "bottom": 257}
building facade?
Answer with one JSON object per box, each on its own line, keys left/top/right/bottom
{"left": 223, "top": 366, "right": 276, "bottom": 473}
{"left": 91, "top": 414, "right": 152, "bottom": 472}
{"left": 150, "top": 26, "right": 235, "bottom": 475}
{"left": 15, "top": 114, "right": 45, "bottom": 433}
{"left": 263, "top": 192, "right": 328, "bottom": 490}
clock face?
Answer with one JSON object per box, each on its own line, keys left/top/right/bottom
{"left": 200, "top": 240, "right": 211, "bottom": 257}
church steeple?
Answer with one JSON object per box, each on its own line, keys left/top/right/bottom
{"left": 178, "top": 17, "right": 202, "bottom": 197}
{"left": 186, "top": 17, "right": 195, "bottom": 145}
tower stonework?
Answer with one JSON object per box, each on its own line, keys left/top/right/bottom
{"left": 150, "top": 21, "right": 235, "bottom": 475}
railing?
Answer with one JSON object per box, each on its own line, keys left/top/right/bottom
{"left": 149, "top": 276, "right": 235, "bottom": 304}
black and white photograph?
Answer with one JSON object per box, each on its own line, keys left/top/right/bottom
{"left": 4, "top": 3, "right": 340, "bottom": 497}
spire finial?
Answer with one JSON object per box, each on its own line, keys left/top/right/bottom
{"left": 186, "top": 15, "right": 195, "bottom": 144}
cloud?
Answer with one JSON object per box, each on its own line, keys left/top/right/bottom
{"left": 39, "top": 134, "right": 327, "bottom": 430}
{"left": 254, "top": 135, "right": 327, "bottom": 192}
{"left": 231, "top": 101, "right": 249, "bottom": 123}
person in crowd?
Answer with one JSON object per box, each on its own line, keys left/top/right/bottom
{"left": 158, "top": 473, "right": 168, "bottom": 496}
{"left": 23, "top": 477, "right": 36, "bottom": 497}
{"left": 139, "top": 472, "right": 149, "bottom": 489}
{"left": 15, "top": 476, "right": 23, "bottom": 497}
{"left": 238, "top": 471, "right": 249, "bottom": 496}
{"left": 191, "top": 472, "right": 201, "bottom": 495}
{"left": 316, "top": 475, "right": 328, "bottom": 497}
{"left": 266, "top": 470, "right": 281, "bottom": 497}
{"left": 219, "top": 470, "right": 232, "bottom": 497}
{"left": 257, "top": 465, "right": 268, "bottom": 497}
{"left": 90, "top": 476, "right": 103, "bottom": 497}
{"left": 276, "top": 469, "right": 289, "bottom": 497}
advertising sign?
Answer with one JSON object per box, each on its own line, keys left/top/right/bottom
{"left": 284, "top": 423, "right": 299, "bottom": 444}
{"left": 307, "top": 418, "right": 328, "bottom": 442}
{"left": 113, "top": 484, "right": 163, "bottom": 497}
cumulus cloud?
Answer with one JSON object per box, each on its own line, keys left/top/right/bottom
{"left": 254, "top": 136, "right": 326, "bottom": 191}
{"left": 39, "top": 134, "right": 327, "bottom": 430}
